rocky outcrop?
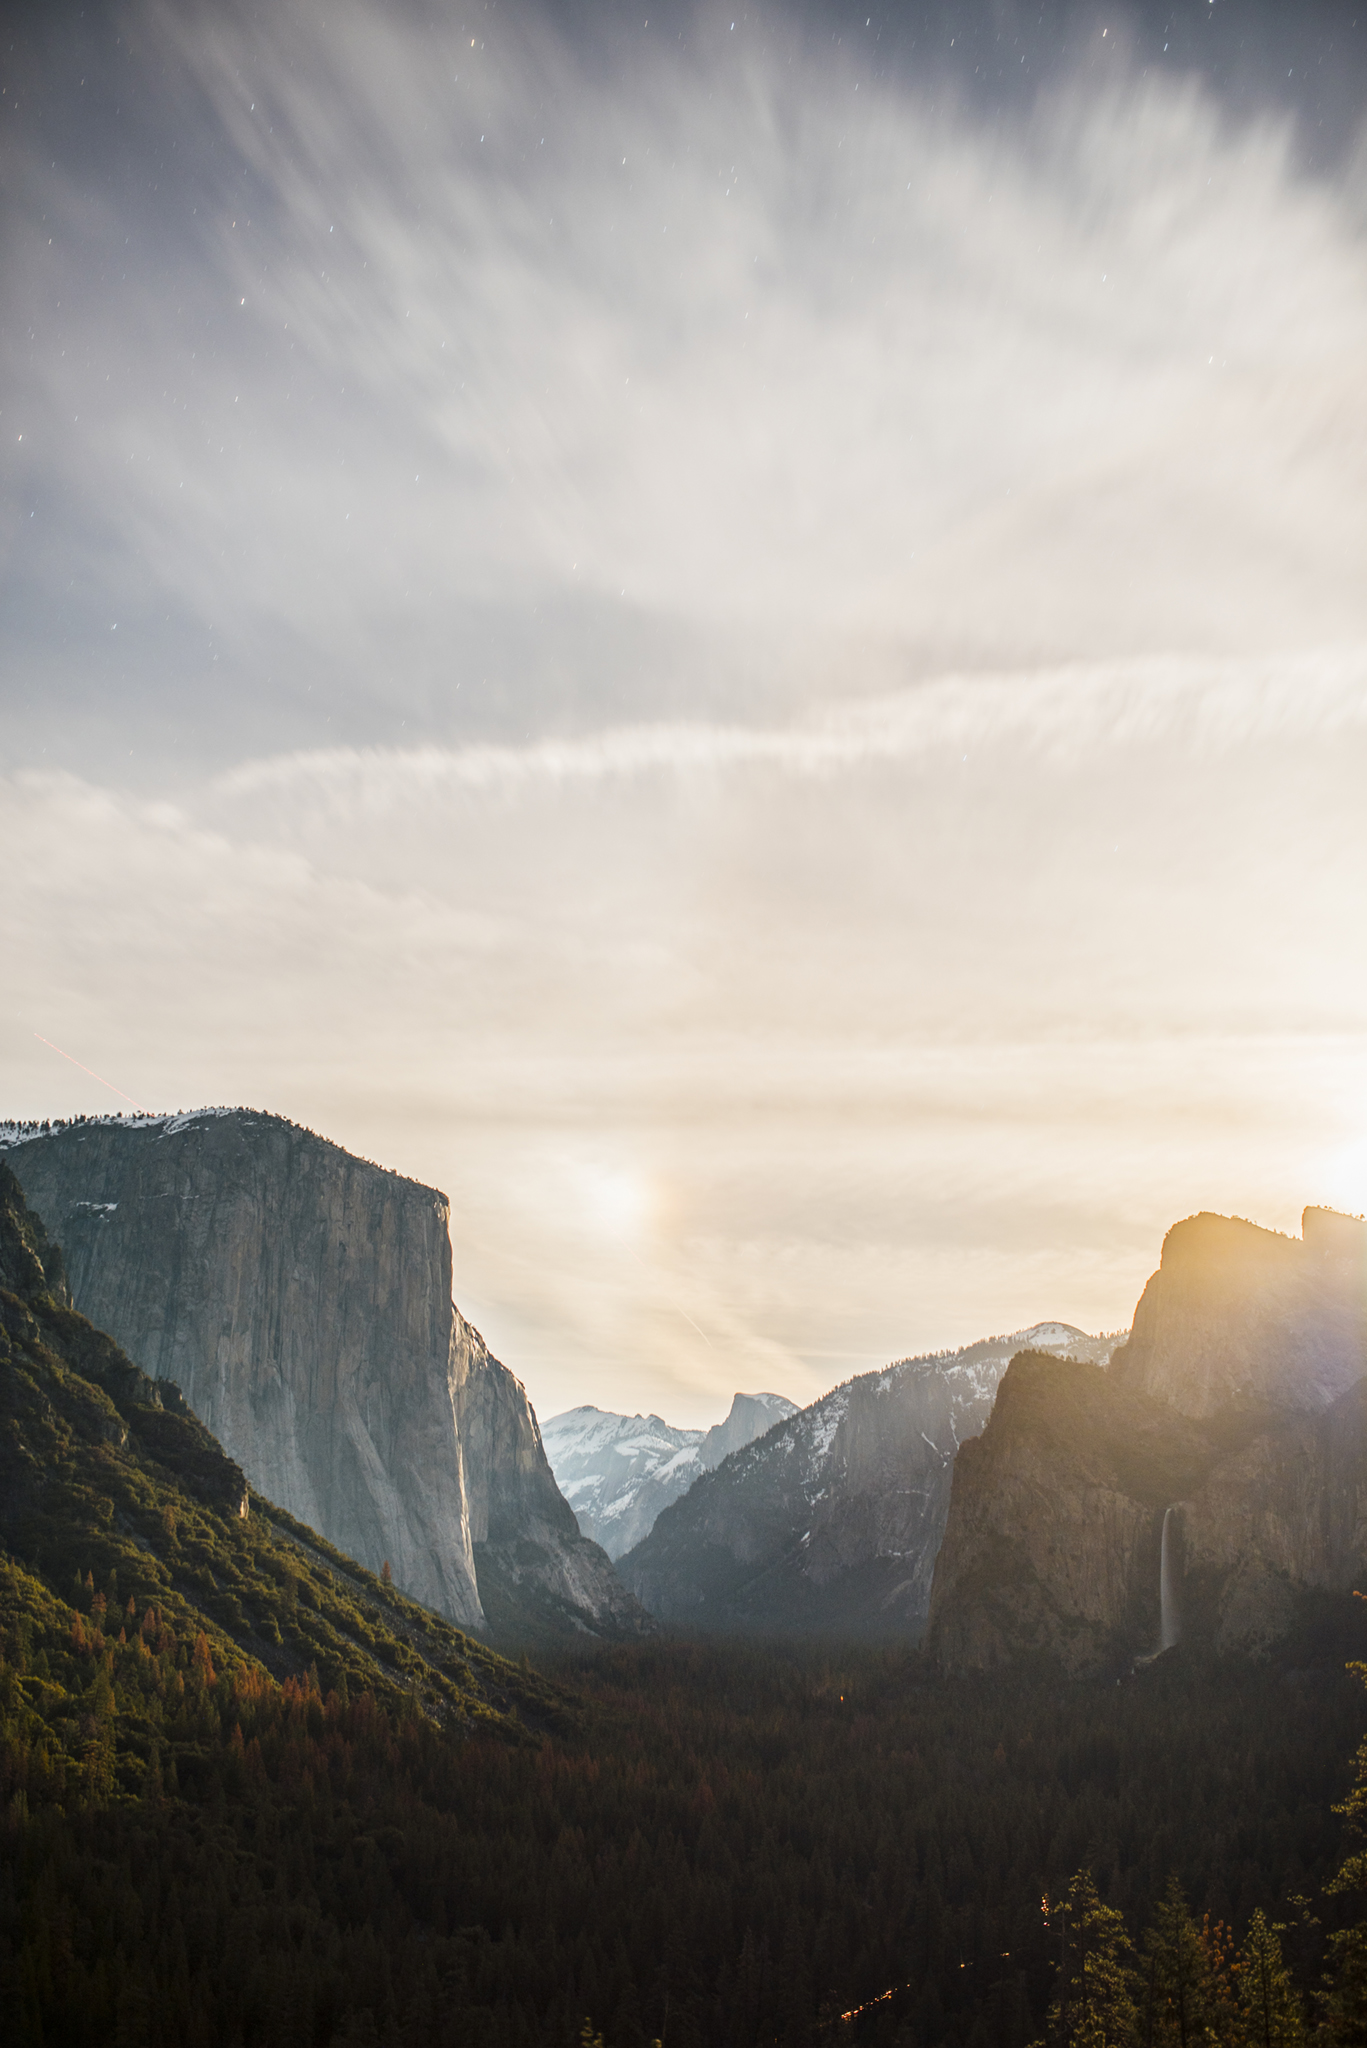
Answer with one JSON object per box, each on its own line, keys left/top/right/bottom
{"left": 927, "top": 1208, "right": 1367, "bottom": 1674}
{"left": 450, "top": 1307, "right": 653, "bottom": 1639}
{"left": 1110, "top": 1209, "right": 1367, "bottom": 1417}
{"left": 1177, "top": 1376, "right": 1367, "bottom": 1655}
{"left": 542, "top": 1392, "right": 799, "bottom": 1558}
{"left": 926, "top": 1351, "right": 1258, "bottom": 1673}
{"left": 0, "top": 1110, "right": 651, "bottom": 1644}
{"left": 619, "top": 1325, "right": 1117, "bottom": 1637}
{"left": 700, "top": 1392, "right": 799, "bottom": 1469}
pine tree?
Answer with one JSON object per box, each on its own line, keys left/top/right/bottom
{"left": 1324, "top": 1653, "right": 1367, "bottom": 2046}
{"left": 1138, "top": 1878, "right": 1213, "bottom": 2048}
{"left": 1046, "top": 1871, "right": 1137, "bottom": 2048}
{"left": 1232, "top": 1911, "right": 1303, "bottom": 2048}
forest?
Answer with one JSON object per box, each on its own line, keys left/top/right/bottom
{"left": 4, "top": 1616, "right": 1366, "bottom": 2048}
{"left": 4, "top": 1162, "right": 1367, "bottom": 2048}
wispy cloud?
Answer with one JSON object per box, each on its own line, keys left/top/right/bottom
{"left": 4, "top": 3, "right": 1367, "bottom": 1421}
{"left": 218, "top": 647, "right": 1367, "bottom": 803}
{"left": 6, "top": 1, "right": 1367, "bottom": 771}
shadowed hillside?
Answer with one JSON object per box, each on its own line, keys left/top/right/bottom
{"left": 0, "top": 1158, "right": 563, "bottom": 1752}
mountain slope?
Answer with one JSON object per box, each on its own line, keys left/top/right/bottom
{"left": 4, "top": 1164, "right": 1360, "bottom": 2048}
{"left": 543, "top": 1391, "right": 798, "bottom": 1557}
{"left": 619, "top": 1325, "right": 1117, "bottom": 1636}
{"left": 926, "top": 1208, "right": 1367, "bottom": 1674}
{"left": 0, "top": 1111, "right": 652, "bottom": 1647}
{"left": 0, "top": 1159, "right": 560, "bottom": 1751}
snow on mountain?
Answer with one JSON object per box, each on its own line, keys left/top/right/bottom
{"left": 543, "top": 1391, "right": 799, "bottom": 1558}
{"left": 620, "top": 1322, "right": 1123, "bottom": 1636}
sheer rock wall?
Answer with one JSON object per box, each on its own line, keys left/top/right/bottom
{"left": 2, "top": 1111, "right": 650, "bottom": 1643}
{"left": 927, "top": 1210, "right": 1367, "bottom": 1673}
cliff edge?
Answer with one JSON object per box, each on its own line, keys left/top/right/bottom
{"left": 0, "top": 1111, "right": 651, "bottom": 1645}
{"left": 1110, "top": 1209, "right": 1367, "bottom": 1418}
{"left": 927, "top": 1208, "right": 1367, "bottom": 1673}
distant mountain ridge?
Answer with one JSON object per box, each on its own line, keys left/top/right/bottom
{"left": 0, "top": 1110, "right": 653, "bottom": 1648}
{"left": 619, "top": 1323, "right": 1120, "bottom": 1636}
{"left": 543, "top": 1392, "right": 798, "bottom": 1557}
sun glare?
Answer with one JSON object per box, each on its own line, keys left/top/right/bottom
{"left": 577, "top": 1163, "right": 652, "bottom": 1243}
{"left": 1319, "top": 1132, "right": 1367, "bottom": 1219}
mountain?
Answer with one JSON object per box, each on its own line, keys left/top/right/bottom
{"left": 543, "top": 1390, "right": 798, "bottom": 1557}
{"left": 926, "top": 1208, "right": 1367, "bottom": 1674}
{"left": 1110, "top": 1207, "right": 1367, "bottom": 1416}
{"left": 0, "top": 1158, "right": 557, "bottom": 1741}
{"left": 618, "top": 1324, "right": 1119, "bottom": 1636}
{"left": 6, "top": 1155, "right": 1362, "bottom": 2048}
{"left": 0, "top": 1110, "right": 652, "bottom": 1647}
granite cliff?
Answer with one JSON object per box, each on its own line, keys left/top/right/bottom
{"left": 1111, "top": 1208, "right": 1367, "bottom": 1417}
{"left": 927, "top": 1208, "right": 1367, "bottom": 1674}
{"left": 0, "top": 1158, "right": 556, "bottom": 1736}
{"left": 0, "top": 1110, "right": 651, "bottom": 1645}
{"left": 542, "top": 1391, "right": 799, "bottom": 1557}
{"left": 619, "top": 1324, "right": 1118, "bottom": 1636}
{"left": 449, "top": 1305, "right": 651, "bottom": 1639}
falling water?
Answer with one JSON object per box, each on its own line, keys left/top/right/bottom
{"left": 1159, "top": 1506, "right": 1180, "bottom": 1651}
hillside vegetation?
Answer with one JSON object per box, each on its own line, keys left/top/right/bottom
{"left": 0, "top": 1156, "right": 564, "bottom": 1755}
{"left": 4, "top": 1162, "right": 1367, "bottom": 2048}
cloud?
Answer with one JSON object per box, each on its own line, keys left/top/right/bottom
{"left": 5, "top": 0, "right": 1367, "bottom": 771}
{"left": 5, "top": 3, "right": 1367, "bottom": 1419}
{"left": 215, "top": 645, "right": 1367, "bottom": 806}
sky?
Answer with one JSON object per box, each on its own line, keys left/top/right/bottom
{"left": 3, "top": 0, "right": 1366, "bottom": 1428}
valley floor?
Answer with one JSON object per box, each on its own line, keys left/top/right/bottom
{"left": 4, "top": 1622, "right": 1365, "bottom": 2048}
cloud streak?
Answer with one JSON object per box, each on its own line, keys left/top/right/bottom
{"left": 218, "top": 646, "right": 1367, "bottom": 803}
{"left": 4, "top": 3, "right": 1367, "bottom": 1421}
{"left": 6, "top": 1, "right": 1367, "bottom": 772}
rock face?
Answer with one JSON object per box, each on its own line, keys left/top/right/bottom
{"left": 619, "top": 1325, "right": 1117, "bottom": 1637}
{"left": 700, "top": 1392, "right": 799, "bottom": 1467}
{"left": 543, "top": 1391, "right": 799, "bottom": 1558}
{"left": 0, "top": 1110, "right": 651, "bottom": 1643}
{"left": 1111, "top": 1209, "right": 1367, "bottom": 1417}
{"left": 449, "top": 1307, "right": 653, "bottom": 1639}
{"left": 927, "top": 1208, "right": 1367, "bottom": 1674}
{"left": 0, "top": 1155, "right": 248, "bottom": 1542}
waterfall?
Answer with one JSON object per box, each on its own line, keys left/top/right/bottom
{"left": 1159, "top": 1505, "right": 1180, "bottom": 1651}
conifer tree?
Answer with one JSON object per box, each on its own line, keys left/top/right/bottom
{"left": 1232, "top": 1911, "right": 1303, "bottom": 2048}
{"left": 1324, "top": 1653, "right": 1367, "bottom": 2046}
{"left": 1138, "top": 1878, "right": 1213, "bottom": 2048}
{"left": 1046, "top": 1870, "right": 1137, "bottom": 2048}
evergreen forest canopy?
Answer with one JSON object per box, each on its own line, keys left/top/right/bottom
{"left": 4, "top": 1162, "right": 1367, "bottom": 2048}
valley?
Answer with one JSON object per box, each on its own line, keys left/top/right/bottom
{"left": 4, "top": 1116, "right": 1367, "bottom": 2048}
{"left": 9, "top": 10, "right": 1360, "bottom": 2045}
